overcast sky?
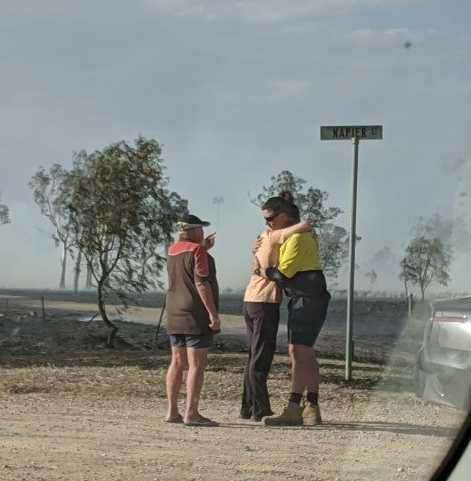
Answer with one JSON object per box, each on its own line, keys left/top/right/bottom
{"left": 1, "top": 0, "right": 470, "bottom": 294}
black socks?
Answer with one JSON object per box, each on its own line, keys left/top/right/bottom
{"left": 289, "top": 392, "right": 319, "bottom": 405}
{"left": 289, "top": 392, "right": 303, "bottom": 404}
{"left": 306, "top": 391, "right": 319, "bottom": 406}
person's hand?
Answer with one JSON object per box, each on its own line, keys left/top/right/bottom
{"left": 252, "top": 236, "right": 262, "bottom": 254}
{"left": 209, "top": 315, "right": 221, "bottom": 333}
{"left": 203, "top": 232, "right": 216, "bottom": 250}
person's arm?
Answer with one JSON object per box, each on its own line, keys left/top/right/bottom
{"left": 265, "top": 234, "right": 302, "bottom": 284}
{"left": 265, "top": 266, "right": 290, "bottom": 287}
{"left": 193, "top": 245, "right": 220, "bottom": 331}
{"left": 270, "top": 221, "right": 312, "bottom": 245}
{"left": 250, "top": 255, "right": 261, "bottom": 275}
{"left": 251, "top": 232, "right": 272, "bottom": 274}
{"left": 203, "top": 232, "right": 216, "bottom": 250}
{"left": 195, "top": 281, "right": 220, "bottom": 332}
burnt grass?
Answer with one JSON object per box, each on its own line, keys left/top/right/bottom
{"left": 0, "top": 293, "right": 426, "bottom": 398}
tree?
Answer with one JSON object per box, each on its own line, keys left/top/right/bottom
{"left": 30, "top": 164, "right": 74, "bottom": 288}
{"left": 252, "top": 170, "right": 348, "bottom": 278}
{"left": 67, "top": 137, "right": 188, "bottom": 346}
{"left": 365, "top": 269, "right": 378, "bottom": 287}
{"left": 399, "top": 236, "right": 451, "bottom": 301}
{"left": 0, "top": 194, "right": 10, "bottom": 225}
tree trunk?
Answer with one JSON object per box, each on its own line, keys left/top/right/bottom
{"left": 97, "top": 281, "right": 118, "bottom": 347}
{"left": 86, "top": 262, "right": 93, "bottom": 289}
{"left": 420, "top": 284, "right": 425, "bottom": 302}
{"left": 73, "top": 249, "right": 82, "bottom": 295}
{"left": 59, "top": 242, "right": 67, "bottom": 289}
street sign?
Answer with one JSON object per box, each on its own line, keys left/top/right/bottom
{"left": 320, "top": 125, "right": 383, "bottom": 141}
{"left": 319, "top": 124, "right": 383, "bottom": 382}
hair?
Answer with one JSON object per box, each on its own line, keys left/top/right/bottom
{"left": 261, "top": 196, "right": 289, "bottom": 214}
{"left": 279, "top": 191, "right": 300, "bottom": 222}
{"left": 261, "top": 191, "right": 300, "bottom": 223}
{"left": 279, "top": 190, "right": 294, "bottom": 203}
{"left": 178, "top": 228, "right": 201, "bottom": 242}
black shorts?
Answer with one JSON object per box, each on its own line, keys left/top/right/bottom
{"left": 169, "top": 334, "right": 213, "bottom": 349}
{"left": 287, "top": 294, "right": 330, "bottom": 347}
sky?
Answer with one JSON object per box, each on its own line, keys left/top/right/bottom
{"left": 1, "top": 0, "right": 470, "bottom": 294}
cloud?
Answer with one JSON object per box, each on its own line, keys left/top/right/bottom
{"left": 143, "top": 0, "right": 416, "bottom": 23}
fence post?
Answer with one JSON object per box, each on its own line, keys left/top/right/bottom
{"left": 41, "top": 296, "right": 46, "bottom": 321}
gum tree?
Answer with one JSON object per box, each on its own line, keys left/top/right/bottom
{"left": 67, "top": 137, "right": 188, "bottom": 346}
{"left": 400, "top": 236, "right": 451, "bottom": 301}
{"left": 30, "top": 164, "right": 74, "bottom": 288}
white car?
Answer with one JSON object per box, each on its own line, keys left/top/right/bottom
{"left": 416, "top": 296, "right": 471, "bottom": 409}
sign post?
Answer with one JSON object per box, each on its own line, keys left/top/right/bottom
{"left": 320, "top": 125, "right": 383, "bottom": 381}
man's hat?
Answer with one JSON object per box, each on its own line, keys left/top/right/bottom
{"left": 177, "top": 214, "right": 210, "bottom": 231}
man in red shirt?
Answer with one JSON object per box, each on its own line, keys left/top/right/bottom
{"left": 165, "top": 214, "right": 220, "bottom": 427}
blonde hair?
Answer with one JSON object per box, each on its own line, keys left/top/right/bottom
{"left": 179, "top": 229, "right": 200, "bottom": 242}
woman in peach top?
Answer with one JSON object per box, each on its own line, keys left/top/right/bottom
{"left": 240, "top": 195, "right": 311, "bottom": 421}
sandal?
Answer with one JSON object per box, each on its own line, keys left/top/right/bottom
{"left": 183, "top": 415, "right": 219, "bottom": 427}
{"left": 165, "top": 414, "right": 184, "bottom": 424}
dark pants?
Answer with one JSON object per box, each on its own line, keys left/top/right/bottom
{"left": 241, "top": 302, "right": 280, "bottom": 419}
{"left": 286, "top": 270, "right": 331, "bottom": 346}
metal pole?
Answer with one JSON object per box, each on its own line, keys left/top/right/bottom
{"left": 346, "top": 135, "right": 360, "bottom": 381}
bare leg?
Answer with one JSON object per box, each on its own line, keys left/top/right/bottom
{"left": 185, "top": 347, "right": 209, "bottom": 421}
{"left": 289, "top": 344, "right": 318, "bottom": 394}
{"left": 166, "top": 347, "right": 188, "bottom": 419}
{"left": 306, "top": 350, "right": 320, "bottom": 394}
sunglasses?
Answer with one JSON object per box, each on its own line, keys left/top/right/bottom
{"left": 264, "top": 212, "right": 281, "bottom": 224}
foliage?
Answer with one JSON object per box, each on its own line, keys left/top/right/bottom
{"left": 30, "top": 164, "right": 74, "bottom": 288}
{"left": 66, "top": 137, "right": 187, "bottom": 345}
{"left": 0, "top": 195, "right": 10, "bottom": 225}
{"left": 400, "top": 236, "right": 451, "bottom": 301}
{"left": 365, "top": 269, "right": 378, "bottom": 287}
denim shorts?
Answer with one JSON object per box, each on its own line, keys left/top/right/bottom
{"left": 169, "top": 334, "right": 213, "bottom": 349}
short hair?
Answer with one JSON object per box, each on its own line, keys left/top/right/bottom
{"left": 261, "top": 196, "right": 290, "bottom": 214}
{"left": 178, "top": 228, "right": 201, "bottom": 242}
{"left": 261, "top": 193, "right": 300, "bottom": 222}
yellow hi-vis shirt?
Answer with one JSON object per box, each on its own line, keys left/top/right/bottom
{"left": 278, "top": 232, "right": 322, "bottom": 279}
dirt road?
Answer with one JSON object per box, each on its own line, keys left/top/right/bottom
{"left": 0, "top": 301, "right": 465, "bottom": 480}
{"left": 0, "top": 375, "right": 463, "bottom": 481}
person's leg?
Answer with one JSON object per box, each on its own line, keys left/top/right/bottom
{"left": 297, "top": 288, "right": 329, "bottom": 426}
{"left": 166, "top": 341, "right": 188, "bottom": 421}
{"left": 185, "top": 345, "right": 209, "bottom": 422}
{"left": 306, "top": 349, "right": 320, "bottom": 393}
{"left": 241, "top": 303, "right": 255, "bottom": 419}
{"left": 290, "top": 343, "right": 316, "bottom": 394}
{"left": 249, "top": 303, "right": 279, "bottom": 420}
{"left": 302, "top": 288, "right": 329, "bottom": 407}
{"left": 264, "top": 299, "right": 304, "bottom": 426}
